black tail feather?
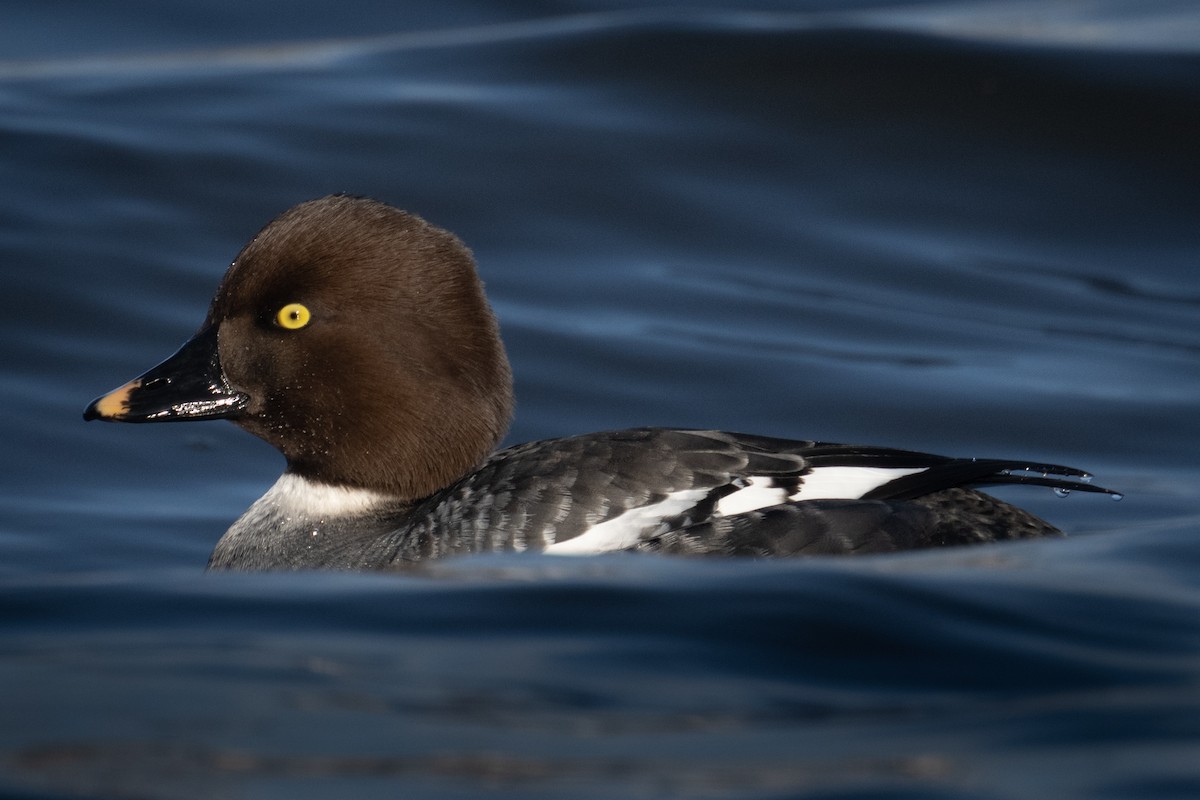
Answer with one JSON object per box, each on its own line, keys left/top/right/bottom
{"left": 861, "top": 458, "right": 1119, "bottom": 502}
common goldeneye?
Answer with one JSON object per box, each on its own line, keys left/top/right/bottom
{"left": 84, "top": 195, "right": 1117, "bottom": 570}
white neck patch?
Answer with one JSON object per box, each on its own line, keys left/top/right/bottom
{"left": 252, "top": 473, "right": 395, "bottom": 520}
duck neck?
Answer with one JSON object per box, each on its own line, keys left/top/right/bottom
{"left": 207, "top": 473, "right": 411, "bottom": 570}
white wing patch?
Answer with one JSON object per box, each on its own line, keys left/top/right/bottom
{"left": 715, "top": 478, "right": 791, "bottom": 516}
{"left": 796, "top": 466, "right": 927, "bottom": 499}
{"left": 715, "top": 467, "right": 929, "bottom": 517}
{"left": 545, "top": 467, "right": 930, "bottom": 554}
{"left": 546, "top": 489, "right": 709, "bottom": 554}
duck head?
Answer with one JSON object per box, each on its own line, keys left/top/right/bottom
{"left": 85, "top": 195, "right": 514, "bottom": 501}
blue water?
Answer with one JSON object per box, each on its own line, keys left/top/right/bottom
{"left": 2, "top": 1, "right": 1199, "bottom": 797}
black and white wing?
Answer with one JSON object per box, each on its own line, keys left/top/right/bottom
{"left": 395, "top": 428, "right": 1116, "bottom": 560}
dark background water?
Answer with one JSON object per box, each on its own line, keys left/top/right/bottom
{"left": 2, "top": 1, "right": 1198, "bottom": 798}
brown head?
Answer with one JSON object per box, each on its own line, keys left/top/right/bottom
{"left": 85, "top": 195, "right": 514, "bottom": 501}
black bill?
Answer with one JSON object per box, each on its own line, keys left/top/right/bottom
{"left": 84, "top": 325, "right": 249, "bottom": 423}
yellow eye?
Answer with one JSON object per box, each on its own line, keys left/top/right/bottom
{"left": 275, "top": 303, "right": 311, "bottom": 330}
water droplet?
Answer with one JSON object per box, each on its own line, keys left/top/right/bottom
{"left": 1110, "top": 492, "right": 1124, "bottom": 502}
{"left": 1053, "top": 487, "right": 1071, "bottom": 498}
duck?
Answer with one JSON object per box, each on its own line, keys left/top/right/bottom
{"left": 84, "top": 194, "right": 1117, "bottom": 570}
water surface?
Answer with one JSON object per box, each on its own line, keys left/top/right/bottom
{"left": 1, "top": 1, "right": 1198, "bottom": 797}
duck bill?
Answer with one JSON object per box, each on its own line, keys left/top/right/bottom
{"left": 83, "top": 325, "right": 249, "bottom": 423}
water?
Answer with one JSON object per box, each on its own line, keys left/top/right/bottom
{"left": 2, "top": 1, "right": 1199, "bottom": 797}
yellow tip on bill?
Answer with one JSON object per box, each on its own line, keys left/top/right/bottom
{"left": 91, "top": 380, "right": 140, "bottom": 419}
